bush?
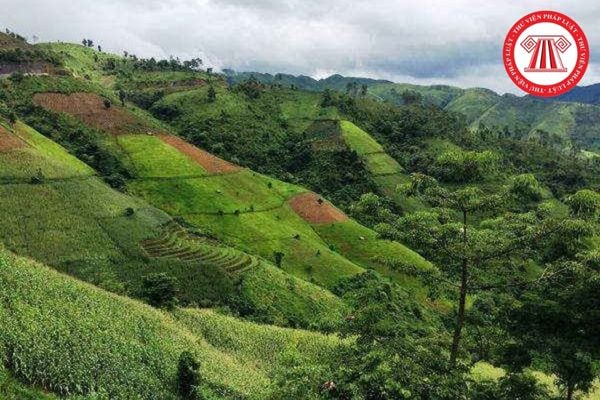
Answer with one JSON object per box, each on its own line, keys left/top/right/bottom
{"left": 566, "top": 189, "right": 600, "bottom": 217}
{"left": 29, "top": 168, "right": 45, "bottom": 184}
{"left": 510, "top": 174, "right": 544, "bottom": 202}
{"left": 177, "top": 351, "right": 200, "bottom": 399}
{"left": 433, "top": 150, "right": 500, "bottom": 182}
{"left": 140, "top": 272, "right": 179, "bottom": 309}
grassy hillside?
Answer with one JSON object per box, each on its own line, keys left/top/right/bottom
{"left": 174, "top": 308, "right": 344, "bottom": 376}
{"left": 0, "top": 119, "right": 348, "bottom": 329}
{"left": 16, "top": 79, "right": 432, "bottom": 291}
{"left": 338, "top": 120, "right": 424, "bottom": 212}
{"left": 0, "top": 249, "right": 268, "bottom": 398}
{"left": 0, "top": 249, "right": 344, "bottom": 398}
{"left": 0, "top": 121, "right": 94, "bottom": 181}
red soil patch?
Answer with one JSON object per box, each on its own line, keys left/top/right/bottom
{"left": 0, "top": 126, "right": 26, "bottom": 152}
{"left": 288, "top": 192, "right": 348, "bottom": 224}
{"left": 33, "top": 92, "right": 163, "bottom": 136}
{"left": 159, "top": 134, "right": 241, "bottom": 174}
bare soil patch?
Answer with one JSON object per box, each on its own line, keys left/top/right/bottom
{"left": 288, "top": 192, "right": 348, "bottom": 224}
{"left": 33, "top": 92, "right": 164, "bottom": 136}
{"left": 159, "top": 134, "right": 241, "bottom": 174}
{"left": 0, "top": 125, "right": 26, "bottom": 152}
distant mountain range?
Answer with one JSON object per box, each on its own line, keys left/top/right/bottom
{"left": 222, "top": 70, "right": 392, "bottom": 91}
{"left": 536, "top": 83, "right": 600, "bottom": 105}
{"left": 223, "top": 70, "right": 600, "bottom": 149}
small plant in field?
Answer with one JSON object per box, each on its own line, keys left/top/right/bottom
{"left": 124, "top": 207, "right": 135, "bottom": 217}
{"left": 140, "top": 272, "right": 178, "bottom": 309}
{"left": 207, "top": 86, "right": 216, "bottom": 103}
{"left": 177, "top": 351, "right": 200, "bottom": 400}
{"left": 103, "top": 98, "right": 111, "bottom": 109}
{"left": 274, "top": 251, "right": 284, "bottom": 268}
{"left": 30, "top": 168, "right": 45, "bottom": 184}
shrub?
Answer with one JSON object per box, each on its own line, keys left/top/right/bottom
{"left": 273, "top": 251, "right": 284, "bottom": 268}
{"left": 510, "top": 174, "right": 544, "bottom": 202}
{"left": 177, "top": 351, "right": 200, "bottom": 400}
{"left": 140, "top": 272, "right": 179, "bottom": 309}
{"left": 29, "top": 168, "right": 45, "bottom": 184}
{"left": 566, "top": 189, "right": 600, "bottom": 217}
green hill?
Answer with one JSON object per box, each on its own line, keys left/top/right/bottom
{"left": 10, "top": 71, "right": 430, "bottom": 292}
{"left": 367, "top": 81, "right": 600, "bottom": 149}
{"left": 0, "top": 249, "right": 343, "bottom": 398}
{"left": 0, "top": 118, "right": 348, "bottom": 329}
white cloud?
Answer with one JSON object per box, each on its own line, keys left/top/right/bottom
{"left": 0, "top": 0, "right": 598, "bottom": 94}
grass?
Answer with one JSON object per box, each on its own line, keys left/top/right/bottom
{"left": 363, "top": 151, "right": 403, "bottom": 175}
{"left": 340, "top": 120, "right": 384, "bottom": 155}
{"left": 314, "top": 219, "right": 433, "bottom": 293}
{"left": 38, "top": 43, "right": 119, "bottom": 86}
{"left": 0, "top": 119, "right": 349, "bottom": 329}
{"left": 174, "top": 308, "right": 345, "bottom": 375}
{"left": 186, "top": 207, "right": 364, "bottom": 288}
{"left": 0, "top": 249, "right": 350, "bottom": 398}
{"left": 373, "top": 174, "right": 426, "bottom": 212}
{"left": 0, "top": 249, "right": 271, "bottom": 399}
{"left": 0, "top": 122, "right": 95, "bottom": 181}
{"left": 116, "top": 134, "right": 207, "bottom": 177}
{"left": 114, "top": 134, "right": 367, "bottom": 288}
{"left": 338, "top": 120, "right": 425, "bottom": 211}
{"left": 239, "top": 262, "right": 349, "bottom": 328}
{"left": 128, "top": 169, "right": 304, "bottom": 214}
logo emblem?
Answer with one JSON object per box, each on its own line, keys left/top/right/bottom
{"left": 503, "top": 10, "right": 589, "bottom": 97}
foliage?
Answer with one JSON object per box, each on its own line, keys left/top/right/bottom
{"left": 140, "top": 272, "right": 179, "bottom": 309}
{"left": 565, "top": 189, "right": 600, "bottom": 218}
{"left": 510, "top": 174, "right": 545, "bottom": 203}
{"left": 506, "top": 259, "right": 600, "bottom": 400}
{"left": 330, "top": 271, "right": 467, "bottom": 399}
{"left": 432, "top": 149, "right": 501, "bottom": 183}
{"left": 177, "top": 351, "right": 200, "bottom": 400}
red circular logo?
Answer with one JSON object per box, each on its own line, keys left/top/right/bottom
{"left": 503, "top": 10, "right": 589, "bottom": 97}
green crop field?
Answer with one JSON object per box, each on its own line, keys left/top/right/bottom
{"left": 340, "top": 120, "right": 384, "bottom": 155}
{"left": 0, "top": 250, "right": 269, "bottom": 399}
{"left": 314, "top": 219, "right": 433, "bottom": 291}
{"left": 117, "top": 134, "right": 207, "bottom": 177}
{"left": 363, "top": 151, "right": 403, "bottom": 175}
{"left": 128, "top": 170, "right": 305, "bottom": 215}
{"left": 0, "top": 122, "right": 342, "bottom": 329}
{"left": 174, "top": 308, "right": 345, "bottom": 375}
{"left": 0, "top": 122, "right": 94, "bottom": 181}
{"left": 187, "top": 208, "right": 364, "bottom": 287}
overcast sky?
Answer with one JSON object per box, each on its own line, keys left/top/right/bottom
{"left": 1, "top": 0, "right": 599, "bottom": 94}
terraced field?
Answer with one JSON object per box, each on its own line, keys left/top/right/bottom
{"left": 22, "top": 84, "right": 434, "bottom": 290}
{"left": 0, "top": 120, "right": 346, "bottom": 328}
{"left": 141, "top": 220, "right": 259, "bottom": 276}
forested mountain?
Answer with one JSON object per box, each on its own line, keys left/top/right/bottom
{"left": 0, "top": 32, "right": 598, "bottom": 399}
